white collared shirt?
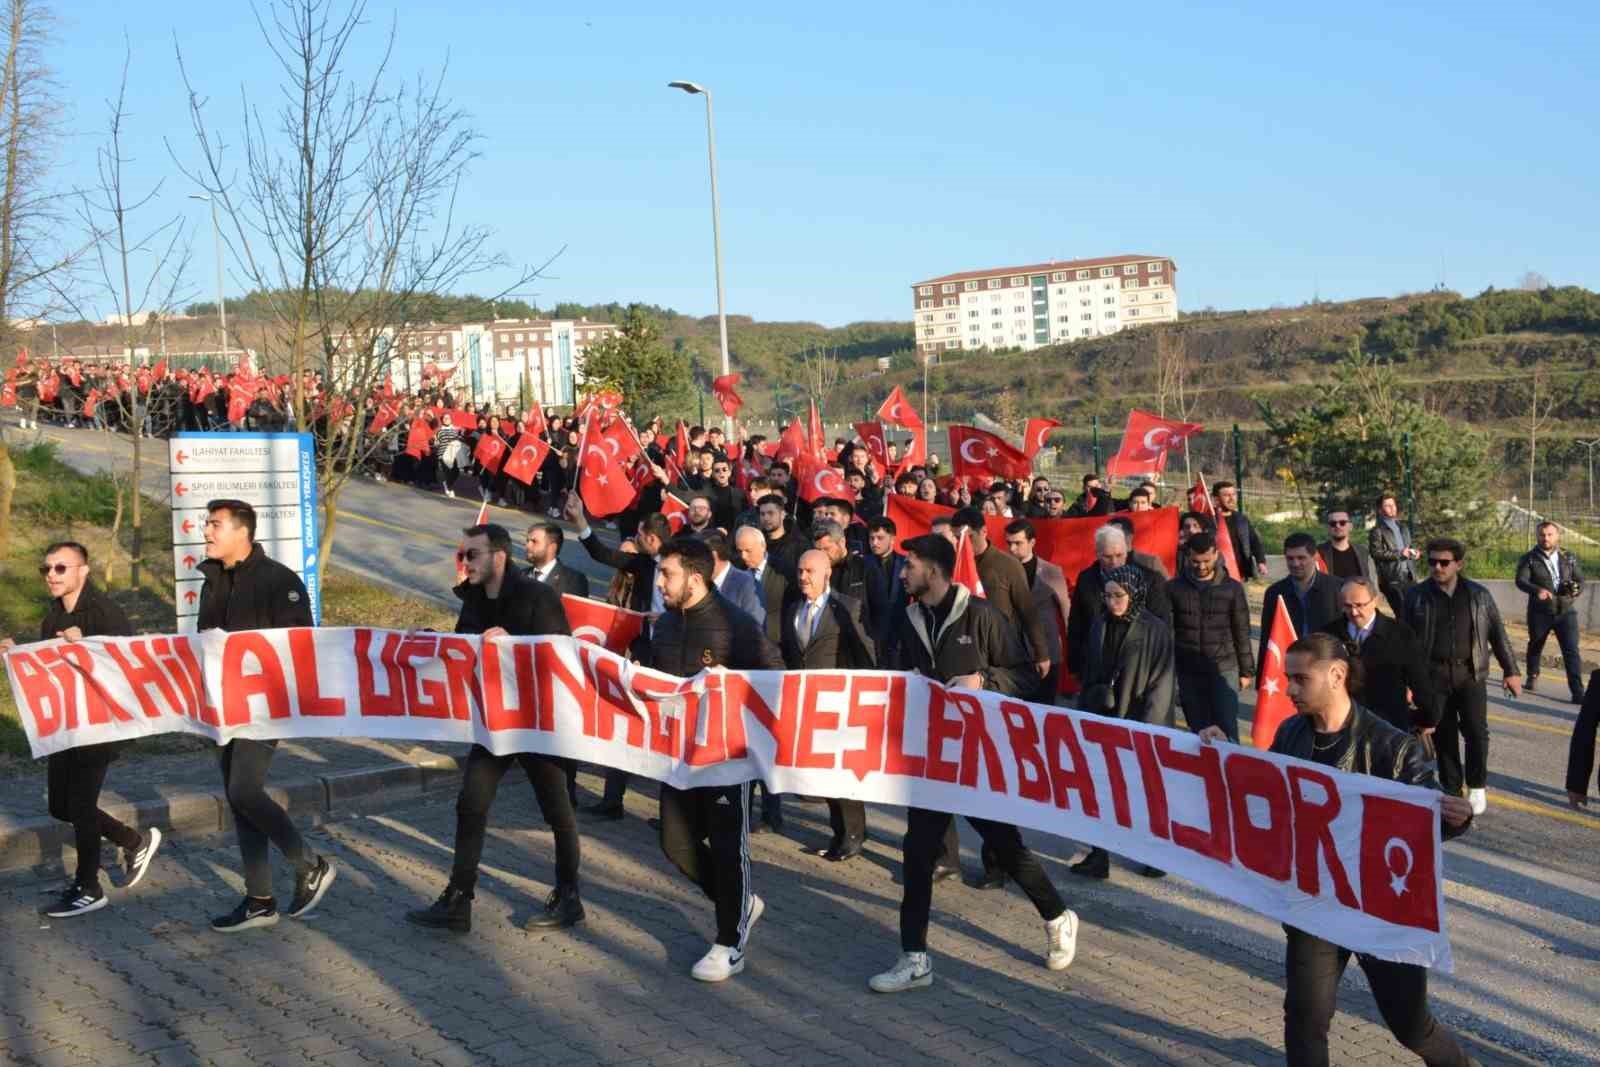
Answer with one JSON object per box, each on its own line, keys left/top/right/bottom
{"left": 1543, "top": 549, "right": 1562, "bottom": 583}
{"left": 530, "top": 559, "right": 558, "bottom": 583}
{"left": 1347, "top": 616, "right": 1377, "bottom": 647}
{"left": 795, "top": 592, "right": 829, "bottom": 642}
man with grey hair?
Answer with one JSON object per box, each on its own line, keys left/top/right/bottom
{"left": 1066, "top": 523, "right": 1171, "bottom": 680}
{"left": 735, "top": 525, "right": 786, "bottom": 646}
{"left": 812, "top": 520, "right": 886, "bottom": 631}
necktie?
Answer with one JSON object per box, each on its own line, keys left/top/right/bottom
{"left": 800, "top": 602, "right": 817, "bottom": 648}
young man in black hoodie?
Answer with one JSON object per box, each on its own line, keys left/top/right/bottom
{"left": 3, "top": 541, "right": 161, "bottom": 919}
{"left": 871, "top": 534, "right": 1079, "bottom": 994}
{"left": 406, "top": 523, "right": 585, "bottom": 935}
{"left": 196, "top": 500, "right": 333, "bottom": 933}
{"left": 643, "top": 537, "right": 783, "bottom": 982}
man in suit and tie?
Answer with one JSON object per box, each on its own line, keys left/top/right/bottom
{"left": 1368, "top": 492, "right": 1419, "bottom": 616}
{"left": 734, "top": 525, "right": 787, "bottom": 647}
{"left": 1318, "top": 577, "right": 1439, "bottom": 733}
{"left": 703, "top": 531, "right": 765, "bottom": 628}
{"left": 525, "top": 522, "right": 591, "bottom": 599}
{"left": 1258, "top": 533, "right": 1343, "bottom": 678}
{"left": 781, "top": 549, "right": 877, "bottom": 862}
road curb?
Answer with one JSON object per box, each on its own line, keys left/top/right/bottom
{"left": 0, "top": 751, "right": 464, "bottom": 875}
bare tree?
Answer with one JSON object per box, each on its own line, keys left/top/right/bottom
{"left": 1517, "top": 270, "right": 1550, "bottom": 292}
{"left": 796, "top": 343, "right": 840, "bottom": 419}
{"left": 1524, "top": 366, "right": 1557, "bottom": 544}
{"left": 1155, "top": 329, "right": 1195, "bottom": 480}
{"left": 176, "top": 0, "right": 543, "bottom": 568}
{"left": 61, "top": 52, "right": 192, "bottom": 588}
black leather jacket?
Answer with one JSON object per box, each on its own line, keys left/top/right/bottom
{"left": 1514, "top": 548, "right": 1585, "bottom": 618}
{"left": 1401, "top": 578, "right": 1518, "bottom": 682}
{"left": 1271, "top": 702, "right": 1470, "bottom": 841}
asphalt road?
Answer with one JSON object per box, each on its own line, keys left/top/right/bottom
{"left": 12, "top": 420, "right": 1600, "bottom": 1065}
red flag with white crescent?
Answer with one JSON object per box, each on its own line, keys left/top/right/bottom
{"left": 772, "top": 418, "right": 807, "bottom": 465}
{"left": 1022, "top": 418, "right": 1061, "bottom": 459}
{"left": 524, "top": 399, "right": 547, "bottom": 439}
{"left": 948, "top": 425, "right": 1031, "bottom": 481}
{"left": 1107, "top": 410, "right": 1203, "bottom": 479}
{"left": 877, "top": 385, "right": 924, "bottom": 429}
{"left": 501, "top": 434, "right": 551, "bottom": 486}
{"left": 712, "top": 372, "right": 743, "bottom": 417}
{"left": 473, "top": 433, "right": 509, "bottom": 474}
{"left": 1189, "top": 474, "right": 1243, "bottom": 582}
{"left": 952, "top": 528, "right": 987, "bottom": 598}
{"left": 1253, "top": 605, "right": 1298, "bottom": 749}
{"left": 368, "top": 400, "right": 400, "bottom": 435}
{"left": 561, "top": 594, "right": 647, "bottom": 655}
{"left": 661, "top": 492, "right": 689, "bottom": 534}
{"left": 853, "top": 421, "right": 889, "bottom": 470}
{"left": 228, "top": 389, "right": 251, "bottom": 426}
{"left": 577, "top": 409, "right": 638, "bottom": 516}
{"left": 796, "top": 459, "right": 856, "bottom": 504}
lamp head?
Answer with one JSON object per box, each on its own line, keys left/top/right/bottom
{"left": 668, "top": 80, "right": 705, "bottom": 95}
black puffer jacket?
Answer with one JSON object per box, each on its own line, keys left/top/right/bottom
{"left": 1166, "top": 568, "right": 1251, "bottom": 675}
{"left": 1271, "top": 702, "right": 1470, "bottom": 841}
{"left": 644, "top": 590, "right": 783, "bottom": 677}
{"left": 196, "top": 544, "right": 314, "bottom": 632}
{"left": 454, "top": 565, "right": 570, "bottom": 637}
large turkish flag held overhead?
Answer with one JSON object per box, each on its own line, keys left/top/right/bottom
{"left": 1106, "top": 409, "right": 1203, "bottom": 478}
{"left": 948, "top": 425, "right": 1031, "bottom": 481}
{"left": 577, "top": 409, "right": 639, "bottom": 516}
{"left": 877, "top": 385, "right": 923, "bottom": 429}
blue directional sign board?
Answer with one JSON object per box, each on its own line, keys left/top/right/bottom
{"left": 168, "top": 432, "right": 321, "bottom": 632}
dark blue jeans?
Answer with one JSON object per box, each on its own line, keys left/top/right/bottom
{"left": 1527, "top": 609, "right": 1584, "bottom": 700}
{"left": 1178, "top": 668, "right": 1241, "bottom": 741}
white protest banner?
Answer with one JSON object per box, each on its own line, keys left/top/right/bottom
{"left": 4, "top": 627, "right": 1451, "bottom": 971}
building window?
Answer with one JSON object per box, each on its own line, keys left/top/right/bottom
{"left": 1123, "top": 265, "right": 1138, "bottom": 275}
{"left": 1128, "top": 308, "right": 1140, "bottom": 317}
{"left": 1014, "top": 305, "right": 1025, "bottom": 314}
{"left": 1128, "top": 294, "right": 1140, "bottom": 302}
{"left": 968, "top": 309, "right": 980, "bottom": 318}
{"left": 1099, "top": 267, "right": 1115, "bottom": 277}
{"left": 1105, "top": 310, "right": 1117, "bottom": 318}
{"left": 943, "top": 297, "right": 958, "bottom": 306}
{"left": 1147, "top": 262, "right": 1163, "bottom": 273}
{"left": 946, "top": 326, "right": 957, "bottom": 334}
{"left": 1081, "top": 313, "right": 1092, "bottom": 321}
{"left": 1082, "top": 328, "right": 1092, "bottom": 336}
{"left": 920, "top": 313, "right": 933, "bottom": 322}
{"left": 918, "top": 285, "right": 932, "bottom": 296}
{"left": 919, "top": 299, "right": 932, "bottom": 309}
{"left": 1010, "top": 275, "right": 1025, "bottom": 286}
{"left": 969, "top": 323, "right": 980, "bottom": 332}
{"left": 1077, "top": 269, "right": 1091, "bottom": 280}
{"left": 1103, "top": 297, "right": 1115, "bottom": 304}
{"left": 991, "top": 307, "right": 1002, "bottom": 316}
{"left": 941, "top": 283, "right": 956, "bottom": 293}
{"left": 986, "top": 278, "right": 1002, "bottom": 289}
{"left": 964, "top": 280, "right": 978, "bottom": 291}
{"left": 945, "top": 340, "right": 959, "bottom": 348}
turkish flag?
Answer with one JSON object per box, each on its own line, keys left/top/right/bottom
{"left": 952, "top": 529, "right": 987, "bottom": 597}
{"left": 82, "top": 389, "right": 101, "bottom": 418}
{"left": 712, "top": 372, "right": 743, "bottom": 417}
{"left": 1022, "top": 418, "right": 1061, "bottom": 459}
{"left": 1189, "top": 475, "right": 1243, "bottom": 582}
{"left": 38, "top": 372, "right": 59, "bottom": 403}
{"left": 1315, "top": 550, "right": 1330, "bottom": 574}
{"left": 368, "top": 400, "right": 399, "bottom": 435}
{"left": 562, "top": 594, "right": 647, "bottom": 655}
{"left": 442, "top": 407, "right": 478, "bottom": 432}
{"left": 601, "top": 417, "right": 643, "bottom": 468}
{"left": 895, "top": 427, "right": 927, "bottom": 473}
{"left": 474, "top": 433, "right": 509, "bottom": 474}
{"left": 806, "top": 401, "right": 827, "bottom": 463}
{"left": 795, "top": 458, "right": 856, "bottom": 504}
{"left": 1106, "top": 410, "right": 1203, "bottom": 479}
{"left": 1251, "top": 606, "right": 1298, "bottom": 749}
{"left": 1, "top": 383, "right": 15, "bottom": 406}
{"left": 733, "top": 456, "right": 763, "bottom": 490}
{"left": 501, "top": 435, "right": 551, "bottom": 486}
{"left": 578, "top": 409, "right": 638, "bottom": 516}
{"left": 661, "top": 492, "right": 689, "bottom": 534}
{"left": 854, "top": 421, "right": 889, "bottom": 470}
{"left": 772, "top": 418, "right": 808, "bottom": 465}
{"left": 65, "top": 364, "right": 82, "bottom": 388}
{"left": 403, "top": 418, "right": 434, "bottom": 459}
{"left": 1359, "top": 795, "right": 1441, "bottom": 932}
{"left": 227, "top": 390, "right": 250, "bottom": 426}
{"left": 948, "top": 425, "right": 1031, "bottom": 481}
{"left": 151, "top": 359, "right": 168, "bottom": 381}
{"left": 525, "top": 399, "right": 547, "bottom": 439}
{"left": 877, "top": 385, "right": 923, "bottom": 429}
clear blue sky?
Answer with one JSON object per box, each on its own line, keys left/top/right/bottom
{"left": 49, "top": 0, "right": 1600, "bottom": 325}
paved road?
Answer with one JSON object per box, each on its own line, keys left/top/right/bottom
{"left": 6, "top": 421, "right": 1599, "bottom": 1066}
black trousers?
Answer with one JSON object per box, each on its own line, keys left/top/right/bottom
{"left": 827, "top": 799, "right": 865, "bottom": 848}
{"left": 1429, "top": 663, "right": 1488, "bottom": 794}
{"left": 47, "top": 744, "right": 140, "bottom": 891}
{"left": 220, "top": 739, "right": 313, "bottom": 899}
{"left": 600, "top": 768, "right": 632, "bottom": 807}
{"left": 1564, "top": 670, "right": 1600, "bottom": 798}
{"left": 658, "top": 782, "right": 754, "bottom": 949}
{"left": 902, "top": 808, "right": 1064, "bottom": 952}
{"left": 1283, "top": 926, "right": 1469, "bottom": 1067}
{"left": 1527, "top": 609, "right": 1585, "bottom": 700}
{"left": 451, "top": 745, "right": 580, "bottom": 892}
{"left": 1379, "top": 576, "right": 1414, "bottom": 619}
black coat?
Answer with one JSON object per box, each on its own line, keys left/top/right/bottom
{"left": 40, "top": 580, "right": 132, "bottom": 641}
{"left": 891, "top": 585, "right": 1034, "bottom": 696}
{"left": 1167, "top": 569, "right": 1251, "bottom": 676}
{"left": 828, "top": 552, "right": 887, "bottom": 635}
{"left": 1317, "top": 614, "right": 1439, "bottom": 730}
{"left": 1514, "top": 548, "right": 1585, "bottom": 618}
{"left": 1258, "top": 572, "right": 1344, "bottom": 677}
{"left": 196, "top": 544, "right": 314, "bottom": 632}
{"left": 538, "top": 560, "right": 592, "bottom": 601}
{"left": 579, "top": 530, "right": 656, "bottom": 614}
{"left": 1222, "top": 511, "right": 1267, "bottom": 576}
{"left": 1080, "top": 610, "right": 1176, "bottom": 727}
{"left": 779, "top": 591, "right": 876, "bottom": 670}
{"left": 644, "top": 590, "right": 783, "bottom": 677}
{"left": 454, "top": 565, "right": 570, "bottom": 637}
{"left": 1066, "top": 561, "right": 1173, "bottom": 676}
{"left": 1402, "top": 578, "right": 1518, "bottom": 683}
{"left": 752, "top": 561, "right": 789, "bottom": 647}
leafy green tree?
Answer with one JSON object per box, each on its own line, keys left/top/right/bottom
{"left": 1259, "top": 343, "right": 1495, "bottom": 541}
{"left": 579, "top": 304, "right": 694, "bottom": 422}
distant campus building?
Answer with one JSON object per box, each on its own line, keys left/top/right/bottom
{"left": 911, "top": 254, "right": 1178, "bottom": 359}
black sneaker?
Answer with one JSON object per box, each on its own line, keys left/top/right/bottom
{"left": 43, "top": 884, "right": 107, "bottom": 919}
{"left": 287, "top": 856, "right": 336, "bottom": 918}
{"left": 211, "top": 897, "right": 279, "bottom": 932}
{"left": 122, "top": 827, "right": 163, "bottom": 889}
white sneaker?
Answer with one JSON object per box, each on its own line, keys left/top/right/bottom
{"left": 1046, "top": 909, "right": 1078, "bottom": 971}
{"left": 444, "top": 487, "right": 455, "bottom": 499}
{"left": 122, "top": 827, "right": 162, "bottom": 889}
{"left": 1468, "top": 788, "right": 1487, "bottom": 815}
{"left": 690, "top": 944, "right": 745, "bottom": 982}
{"left": 869, "top": 951, "right": 933, "bottom": 993}
{"left": 746, "top": 893, "right": 764, "bottom": 934}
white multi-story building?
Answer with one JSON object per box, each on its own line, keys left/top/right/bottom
{"left": 911, "top": 254, "right": 1178, "bottom": 359}
{"left": 364, "top": 317, "right": 619, "bottom": 407}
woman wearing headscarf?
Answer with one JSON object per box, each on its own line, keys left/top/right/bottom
{"left": 1073, "top": 563, "right": 1176, "bottom": 879}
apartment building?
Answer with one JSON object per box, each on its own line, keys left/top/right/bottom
{"left": 376, "top": 317, "right": 619, "bottom": 407}
{"left": 911, "top": 254, "right": 1178, "bottom": 358}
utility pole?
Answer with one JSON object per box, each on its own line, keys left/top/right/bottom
{"left": 1578, "top": 439, "right": 1600, "bottom": 515}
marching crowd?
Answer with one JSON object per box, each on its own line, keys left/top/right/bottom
{"left": 5, "top": 385, "right": 1596, "bottom": 1067}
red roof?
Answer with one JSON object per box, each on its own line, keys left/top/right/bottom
{"left": 913, "top": 254, "right": 1169, "bottom": 288}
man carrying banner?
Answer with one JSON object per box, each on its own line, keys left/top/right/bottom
{"left": 2, "top": 542, "right": 161, "bottom": 919}
{"left": 872, "top": 534, "right": 1079, "bottom": 993}
{"left": 644, "top": 537, "right": 784, "bottom": 982}
{"left": 406, "top": 523, "right": 586, "bottom": 934}
{"left": 197, "top": 500, "right": 335, "bottom": 932}
{"left": 1200, "top": 633, "right": 1476, "bottom": 1067}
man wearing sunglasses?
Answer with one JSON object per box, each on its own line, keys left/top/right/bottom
{"left": 1316, "top": 510, "right": 1377, "bottom": 585}
{"left": 2, "top": 542, "right": 161, "bottom": 919}
{"left": 407, "top": 523, "right": 585, "bottom": 935}
{"left": 1402, "top": 539, "right": 1521, "bottom": 815}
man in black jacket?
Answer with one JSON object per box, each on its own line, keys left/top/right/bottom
{"left": 758, "top": 493, "right": 806, "bottom": 581}
{"left": 1166, "top": 532, "right": 1252, "bottom": 742}
{"left": 1200, "top": 633, "right": 1475, "bottom": 1067}
{"left": 1258, "top": 534, "right": 1343, "bottom": 678}
{"left": 407, "top": 524, "right": 585, "bottom": 935}
{"left": 196, "top": 499, "right": 334, "bottom": 933}
{"left": 1318, "top": 578, "right": 1438, "bottom": 732}
{"left": 870, "top": 534, "right": 1078, "bottom": 995}
{"left": 1514, "top": 521, "right": 1586, "bottom": 704}
{"left": 1403, "top": 538, "right": 1521, "bottom": 815}
{"left": 812, "top": 519, "right": 887, "bottom": 634}
{"left": 643, "top": 537, "right": 783, "bottom": 983}
{"left": 567, "top": 495, "right": 667, "bottom": 616}
{"left": 1213, "top": 481, "right": 1268, "bottom": 580}
{"left": 781, "top": 549, "right": 877, "bottom": 862}
{"left": 1317, "top": 509, "right": 1377, "bottom": 585}
{"left": 2, "top": 541, "right": 160, "bottom": 920}
{"left": 523, "top": 521, "right": 591, "bottom": 599}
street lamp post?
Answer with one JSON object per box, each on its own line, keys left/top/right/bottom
{"left": 1578, "top": 439, "right": 1600, "bottom": 515}
{"left": 189, "top": 194, "right": 227, "bottom": 370}
{"left": 668, "top": 80, "right": 732, "bottom": 435}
